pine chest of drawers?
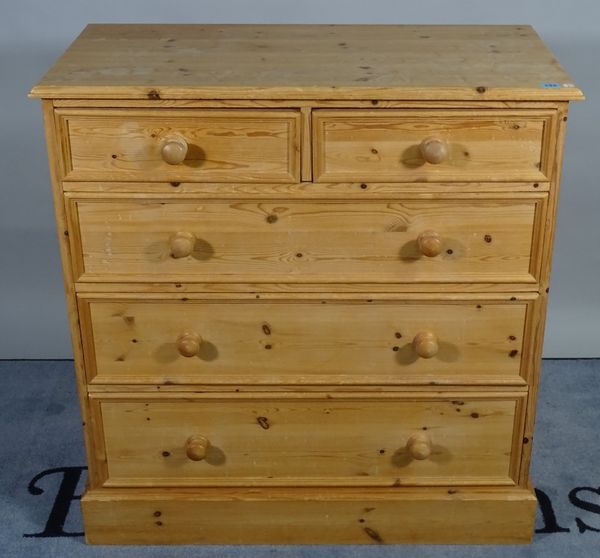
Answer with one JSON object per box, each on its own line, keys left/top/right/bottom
{"left": 30, "top": 24, "right": 583, "bottom": 544}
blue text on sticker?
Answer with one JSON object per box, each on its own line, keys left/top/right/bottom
{"left": 541, "top": 82, "right": 561, "bottom": 88}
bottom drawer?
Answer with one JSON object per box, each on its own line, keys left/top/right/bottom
{"left": 92, "top": 392, "right": 526, "bottom": 487}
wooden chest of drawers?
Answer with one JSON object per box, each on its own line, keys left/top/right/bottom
{"left": 31, "top": 24, "right": 583, "bottom": 544}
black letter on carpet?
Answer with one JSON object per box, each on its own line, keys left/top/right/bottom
{"left": 23, "top": 466, "right": 87, "bottom": 538}
{"left": 535, "top": 488, "right": 570, "bottom": 533}
{"left": 569, "top": 486, "right": 600, "bottom": 533}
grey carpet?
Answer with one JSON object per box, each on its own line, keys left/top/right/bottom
{"left": 1, "top": 359, "right": 599, "bottom": 557}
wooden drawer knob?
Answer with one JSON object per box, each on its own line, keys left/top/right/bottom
{"left": 406, "top": 432, "right": 432, "bottom": 460}
{"left": 170, "top": 231, "right": 196, "bottom": 258}
{"left": 177, "top": 331, "right": 203, "bottom": 357}
{"left": 185, "top": 435, "right": 210, "bottom": 461}
{"left": 419, "top": 137, "right": 449, "bottom": 164}
{"left": 161, "top": 134, "right": 188, "bottom": 165}
{"left": 412, "top": 331, "right": 439, "bottom": 359}
{"left": 417, "top": 230, "right": 442, "bottom": 257}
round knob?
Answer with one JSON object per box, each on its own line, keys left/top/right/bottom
{"left": 177, "top": 331, "right": 203, "bottom": 358}
{"left": 185, "top": 435, "right": 210, "bottom": 461}
{"left": 161, "top": 134, "right": 188, "bottom": 165}
{"left": 417, "top": 230, "right": 442, "bottom": 257}
{"left": 419, "top": 137, "right": 449, "bottom": 164}
{"left": 406, "top": 432, "right": 432, "bottom": 460}
{"left": 170, "top": 231, "right": 196, "bottom": 259}
{"left": 412, "top": 331, "right": 439, "bottom": 359}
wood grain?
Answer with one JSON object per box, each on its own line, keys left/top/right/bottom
{"left": 95, "top": 393, "right": 523, "bottom": 487}
{"left": 61, "top": 179, "right": 551, "bottom": 194}
{"left": 519, "top": 103, "right": 570, "bottom": 484}
{"left": 29, "top": 24, "right": 583, "bottom": 101}
{"left": 73, "top": 281, "right": 540, "bottom": 294}
{"left": 51, "top": 99, "right": 571, "bottom": 109}
{"left": 313, "top": 109, "right": 555, "bottom": 182}
{"left": 79, "top": 296, "right": 531, "bottom": 385}
{"left": 40, "top": 101, "right": 106, "bottom": 487}
{"left": 81, "top": 486, "right": 537, "bottom": 544}
{"left": 57, "top": 109, "right": 301, "bottom": 182}
{"left": 68, "top": 195, "right": 544, "bottom": 284}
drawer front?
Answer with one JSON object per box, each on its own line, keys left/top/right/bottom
{"left": 80, "top": 296, "right": 530, "bottom": 385}
{"left": 95, "top": 394, "right": 523, "bottom": 487}
{"left": 313, "top": 110, "right": 555, "bottom": 183}
{"left": 69, "top": 196, "right": 544, "bottom": 284}
{"left": 57, "top": 109, "right": 301, "bottom": 182}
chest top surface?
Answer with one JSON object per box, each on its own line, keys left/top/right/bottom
{"left": 29, "top": 24, "right": 582, "bottom": 101}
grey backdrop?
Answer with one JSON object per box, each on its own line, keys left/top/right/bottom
{"left": 1, "top": 0, "right": 598, "bottom": 358}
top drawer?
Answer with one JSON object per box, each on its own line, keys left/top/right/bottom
{"left": 313, "top": 110, "right": 556, "bottom": 183}
{"left": 55, "top": 109, "right": 301, "bottom": 183}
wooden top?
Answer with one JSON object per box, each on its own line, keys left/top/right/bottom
{"left": 30, "top": 24, "right": 583, "bottom": 101}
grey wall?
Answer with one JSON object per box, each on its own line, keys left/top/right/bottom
{"left": 1, "top": 0, "right": 598, "bottom": 358}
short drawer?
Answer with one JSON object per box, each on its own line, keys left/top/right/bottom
{"left": 68, "top": 195, "right": 545, "bottom": 284}
{"left": 92, "top": 393, "right": 525, "bottom": 487}
{"left": 313, "top": 110, "right": 556, "bottom": 183}
{"left": 79, "top": 295, "right": 533, "bottom": 385}
{"left": 56, "top": 109, "right": 301, "bottom": 182}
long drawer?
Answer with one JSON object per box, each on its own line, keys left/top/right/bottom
{"left": 92, "top": 393, "right": 525, "bottom": 487}
{"left": 56, "top": 109, "right": 301, "bottom": 182}
{"left": 79, "top": 295, "right": 533, "bottom": 385}
{"left": 313, "top": 109, "right": 556, "bottom": 183}
{"left": 67, "top": 195, "right": 545, "bottom": 284}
